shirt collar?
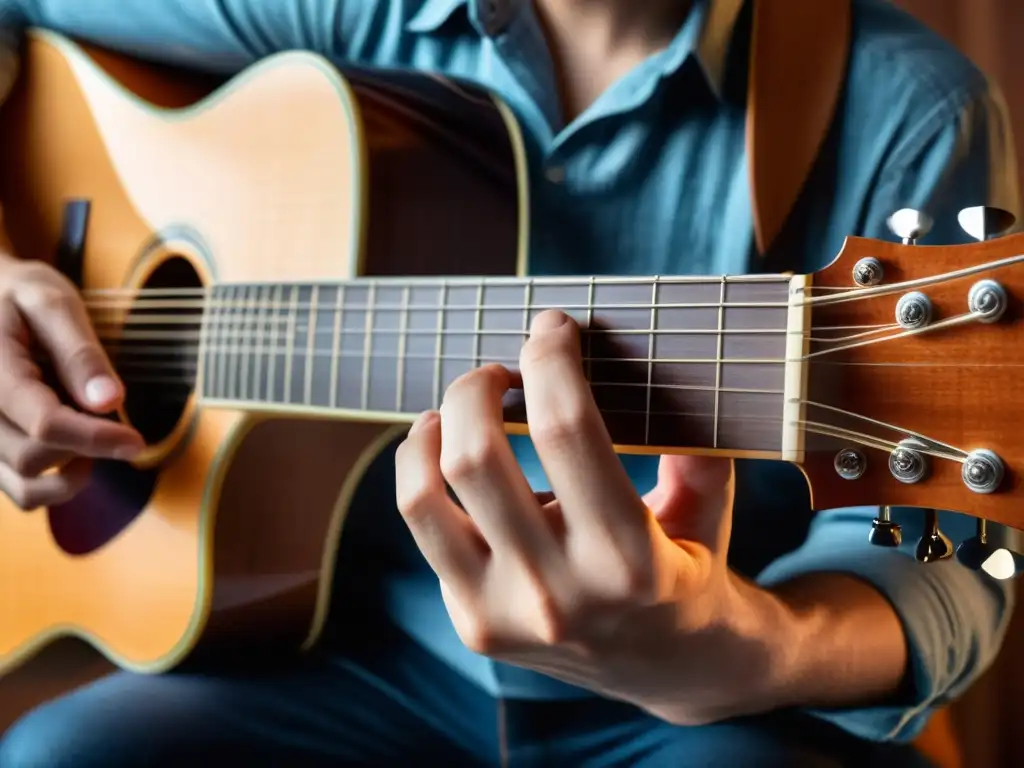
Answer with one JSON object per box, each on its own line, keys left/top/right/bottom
{"left": 406, "top": 0, "right": 745, "bottom": 99}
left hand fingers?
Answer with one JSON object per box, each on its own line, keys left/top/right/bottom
{"left": 395, "top": 411, "right": 488, "bottom": 597}
{"left": 520, "top": 311, "right": 648, "bottom": 543}
{"left": 438, "top": 364, "right": 559, "bottom": 570}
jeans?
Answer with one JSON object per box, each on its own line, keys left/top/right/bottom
{"left": 0, "top": 604, "right": 935, "bottom": 768}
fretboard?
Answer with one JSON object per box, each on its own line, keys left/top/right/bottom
{"left": 192, "top": 275, "right": 798, "bottom": 456}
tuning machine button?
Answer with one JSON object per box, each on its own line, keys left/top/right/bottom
{"left": 889, "top": 439, "right": 930, "bottom": 484}
{"left": 834, "top": 448, "right": 867, "bottom": 480}
{"left": 869, "top": 505, "right": 902, "bottom": 547}
{"left": 967, "top": 280, "right": 1008, "bottom": 323}
{"left": 961, "top": 449, "right": 1005, "bottom": 495}
{"left": 916, "top": 509, "right": 954, "bottom": 563}
{"left": 887, "top": 208, "right": 933, "bottom": 244}
{"left": 852, "top": 257, "right": 884, "bottom": 287}
{"left": 957, "top": 205, "right": 1017, "bottom": 242}
{"left": 894, "top": 291, "right": 933, "bottom": 330}
{"left": 956, "top": 519, "right": 1024, "bottom": 580}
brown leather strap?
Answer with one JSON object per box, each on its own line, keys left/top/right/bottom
{"left": 746, "top": 0, "right": 852, "bottom": 255}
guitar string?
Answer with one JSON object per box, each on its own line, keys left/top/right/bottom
{"left": 100, "top": 373, "right": 968, "bottom": 467}
{"left": 34, "top": 259, "right": 1011, "bottom": 467}
{"left": 79, "top": 302, "right": 991, "bottom": 367}
{"left": 88, "top": 314, "right": 898, "bottom": 337}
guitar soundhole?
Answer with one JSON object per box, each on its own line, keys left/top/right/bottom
{"left": 48, "top": 256, "right": 202, "bottom": 556}
{"left": 117, "top": 255, "right": 203, "bottom": 445}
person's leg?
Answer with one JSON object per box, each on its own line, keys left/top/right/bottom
{"left": 0, "top": 614, "right": 500, "bottom": 767}
{"left": 501, "top": 697, "right": 936, "bottom": 768}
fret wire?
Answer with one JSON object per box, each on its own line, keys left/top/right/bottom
{"left": 329, "top": 284, "right": 344, "bottom": 408}
{"left": 713, "top": 276, "right": 726, "bottom": 449}
{"left": 253, "top": 286, "right": 270, "bottom": 399}
{"left": 304, "top": 285, "right": 319, "bottom": 406}
{"left": 213, "top": 286, "right": 227, "bottom": 399}
{"left": 472, "top": 281, "right": 484, "bottom": 371}
{"left": 240, "top": 284, "right": 254, "bottom": 399}
{"left": 284, "top": 284, "right": 298, "bottom": 404}
{"left": 644, "top": 278, "right": 658, "bottom": 446}
{"left": 360, "top": 281, "right": 376, "bottom": 411}
{"left": 585, "top": 276, "right": 595, "bottom": 384}
{"left": 262, "top": 286, "right": 276, "bottom": 400}
{"left": 225, "top": 285, "right": 240, "bottom": 400}
{"left": 522, "top": 278, "right": 534, "bottom": 346}
{"left": 395, "top": 285, "right": 410, "bottom": 412}
{"left": 432, "top": 281, "right": 447, "bottom": 410}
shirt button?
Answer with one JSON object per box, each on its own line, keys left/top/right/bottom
{"left": 476, "top": 0, "right": 512, "bottom": 36}
{"left": 545, "top": 165, "right": 565, "bottom": 184}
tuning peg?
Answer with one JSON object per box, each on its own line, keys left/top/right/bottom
{"left": 956, "top": 519, "right": 1024, "bottom": 580}
{"left": 958, "top": 205, "right": 1016, "bottom": 241}
{"left": 915, "top": 509, "right": 954, "bottom": 563}
{"left": 887, "top": 208, "right": 933, "bottom": 244}
{"left": 869, "top": 505, "right": 902, "bottom": 547}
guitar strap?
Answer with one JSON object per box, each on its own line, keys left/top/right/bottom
{"left": 745, "top": 0, "right": 852, "bottom": 256}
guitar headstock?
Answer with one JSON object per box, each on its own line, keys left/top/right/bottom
{"left": 801, "top": 206, "right": 1024, "bottom": 576}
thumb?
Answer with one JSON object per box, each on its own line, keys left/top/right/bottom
{"left": 644, "top": 454, "right": 735, "bottom": 555}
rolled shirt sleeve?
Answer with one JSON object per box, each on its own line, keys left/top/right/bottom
{"left": 758, "top": 506, "right": 1015, "bottom": 741}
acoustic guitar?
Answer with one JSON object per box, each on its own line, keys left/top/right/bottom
{"left": 0, "top": 29, "right": 1021, "bottom": 678}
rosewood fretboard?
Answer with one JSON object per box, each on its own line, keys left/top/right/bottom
{"left": 181, "top": 275, "right": 796, "bottom": 455}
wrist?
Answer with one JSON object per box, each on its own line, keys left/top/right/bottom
{"left": 713, "top": 571, "right": 811, "bottom": 716}
{"left": 640, "top": 570, "right": 804, "bottom": 725}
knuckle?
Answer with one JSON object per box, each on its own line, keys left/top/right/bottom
{"left": 0, "top": 475, "right": 29, "bottom": 510}
{"left": 6, "top": 440, "right": 46, "bottom": 477}
{"left": 17, "top": 283, "right": 74, "bottom": 316}
{"left": 518, "top": 330, "right": 562, "bottom": 371}
{"left": 600, "top": 554, "right": 657, "bottom": 603}
{"left": 395, "top": 482, "right": 441, "bottom": 524}
{"left": 440, "top": 442, "right": 503, "bottom": 483}
{"left": 529, "top": 409, "right": 590, "bottom": 452}
{"left": 439, "top": 438, "right": 504, "bottom": 484}
{"left": 531, "top": 589, "right": 569, "bottom": 646}
{"left": 26, "top": 407, "right": 61, "bottom": 444}
{"left": 457, "top": 617, "right": 499, "bottom": 657}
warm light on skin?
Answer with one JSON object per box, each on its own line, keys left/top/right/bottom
{"left": 981, "top": 549, "right": 1017, "bottom": 581}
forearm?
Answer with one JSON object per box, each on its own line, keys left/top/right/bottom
{"left": 756, "top": 573, "right": 908, "bottom": 711}
{"left": 651, "top": 571, "right": 907, "bottom": 725}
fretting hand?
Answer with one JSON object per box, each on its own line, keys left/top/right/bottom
{"left": 0, "top": 247, "right": 144, "bottom": 510}
{"left": 394, "top": 309, "right": 799, "bottom": 724}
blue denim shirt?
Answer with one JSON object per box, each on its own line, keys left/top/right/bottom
{"left": 0, "top": 0, "right": 1017, "bottom": 744}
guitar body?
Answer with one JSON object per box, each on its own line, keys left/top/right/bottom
{"left": 0, "top": 32, "right": 525, "bottom": 674}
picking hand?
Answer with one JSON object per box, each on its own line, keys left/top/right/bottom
{"left": 0, "top": 250, "right": 144, "bottom": 510}
{"left": 395, "top": 310, "right": 778, "bottom": 724}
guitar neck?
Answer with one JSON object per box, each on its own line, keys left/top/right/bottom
{"left": 190, "top": 273, "right": 809, "bottom": 459}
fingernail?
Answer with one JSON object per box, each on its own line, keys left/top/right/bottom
{"left": 84, "top": 376, "right": 120, "bottom": 406}
{"left": 529, "top": 310, "right": 571, "bottom": 335}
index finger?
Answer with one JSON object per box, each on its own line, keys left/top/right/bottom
{"left": 0, "top": 311, "right": 143, "bottom": 458}
{"left": 0, "top": 370, "right": 143, "bottom": 459}
{"left": 12, "top": 271, "right": 125, "bottom": 413}
{"left": 518, "top": 311, "right": 647, "bottom": 537}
